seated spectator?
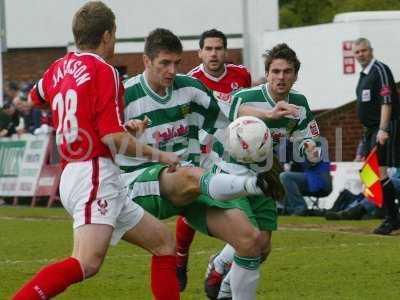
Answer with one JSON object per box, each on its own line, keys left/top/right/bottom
{"left": 326, "top": 167, "right": 400, "bottom": 220}
{"left": 1, "top": 101, "right": 23, "bottom": 136}
{"left": 3, "top": 81, "right": 20, "bottom": 100}
{"left": 13, "top": 94, "right": 42, "bottom": 134}
{"left": 280, "top": 139, "right": 332, "bottom": 215}
{"left": 354, "top": 139, "right": 366, "bottom": 162}
{"left": 0, "top": 105, "right": 11, "bottom": 137}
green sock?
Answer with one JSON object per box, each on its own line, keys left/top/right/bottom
{"left": 233, "top": 254, "right": 260, "bottom": 270}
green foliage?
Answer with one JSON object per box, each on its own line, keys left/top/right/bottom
{"left": 280, "top": 0, "right": 400, "bottom": 28}
{"left": 2, "top": 207, "right": 400, "bottom": 299}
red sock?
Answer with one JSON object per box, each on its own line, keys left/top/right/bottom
{"left": 175, "top": 216, "right": 196, "bottom": 267}
{"left": 13, "top": 257, "right": 84, "bottom": 300}
{"left": 151, "top": 255, "right": 180, "bottom": 300}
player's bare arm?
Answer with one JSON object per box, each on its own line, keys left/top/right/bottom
{"left": 238, "top": 101, "right": 299, "bottom": 120}
{"left": 101, "top": 132, "right": 180, "bottom": 167}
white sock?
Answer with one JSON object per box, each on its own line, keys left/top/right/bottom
{"left": 214, "top": 244, "right": 235, "bottom": 274}
{"left": 230, "top": 260, "right": 260, "bottom": 300}
{"left": 201, "top": 173, "right": 262, "bottom": 200}
{"left": 217, "top": 271, "right": 232, "bottom": 299}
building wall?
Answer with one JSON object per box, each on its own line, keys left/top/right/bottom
{"left": 261, "top": 19, "right": 400, "bottom": 110}
{"left": 316, "top": 100, "right": 362, "bottom": 162}
{"left": 3, "top": 48, "right": 243, "bottom": 81}
{"left": 3, "top": 48, "right": 66, "bottom": 81}
{"left": 4, "top": 0, "right": 278, "bottom": 49}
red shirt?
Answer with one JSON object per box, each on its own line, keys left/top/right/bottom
{"left": 30, "top": 52, "right": 125, "bottom": 165}
{"left": 188, "top": 63, "right": 252, "bottom": 103}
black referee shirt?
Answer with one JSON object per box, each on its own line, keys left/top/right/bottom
{"left": 356, "top": 59, "right": 399, "bottom": 128}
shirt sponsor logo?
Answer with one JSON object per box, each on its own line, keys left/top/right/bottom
{"left": 309, "top": 120, "right": 320, "bottom": 136}
{"left": 152, "top": 124, "right": 189, "bottom": 144}
{"left": 380, "top": 85, "right": 391, "bottom": 97}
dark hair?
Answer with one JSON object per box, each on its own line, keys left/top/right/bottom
{"left": 199, "top": 29, "right": 227, "bottom": 49}
{"left": 72, "top": 1, "right": 115, "bottom": 50}
{"left": 144, "top": 28, "right": 183, "bottom": 60}
{"left": 264, "top": 43, "right": 301, "bottom": 74}
{"left": 6, "top": 81, "right": 19, "bottom": 92}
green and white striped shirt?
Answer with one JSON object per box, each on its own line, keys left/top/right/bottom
{"left": 209, "top": 83, "right": 320, "bottom": 175}
{"left": 117, "top": 73, "right": 229, "bottom": 172}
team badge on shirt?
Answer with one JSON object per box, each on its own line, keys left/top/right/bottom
{"left": 180, "top": 104, "right": 190, "bottom": 117}
{"left": 97, "top": 199, "right": 108, "bottom": 215}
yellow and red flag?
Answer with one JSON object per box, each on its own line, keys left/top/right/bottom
{"left": 359, "top": 146, "right": 383, "bottom": 207}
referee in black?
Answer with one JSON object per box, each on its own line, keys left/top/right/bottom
{"left": 353, "top": 37, "right": 400, "bottom": 234}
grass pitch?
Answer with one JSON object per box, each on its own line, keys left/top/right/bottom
{"left": 1, "top": 206, "right": 400, "bottom": 299}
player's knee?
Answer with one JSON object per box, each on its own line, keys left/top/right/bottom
{"left": 150, "top": 226, "right": 175, "bottom": 256}
{"left": 79, "top": 255, "right": 104, "bottom": 278}
{"left": 169, "top": 167, "right": 204, "bottom": 206}
{"left": 180, "top": 167, "right": 203, "bottom": 193}
{"left": 235, "top": 229, "right": 263, "bottom": 257}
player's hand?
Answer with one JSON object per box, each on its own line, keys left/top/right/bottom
{"left": 124, "top": 116, "right": 150, "bottom": 137}
{"left": 257, "top": 155, "right": 285, "bottom": 200}
{"left": 270, "top": 101, "right": 299, "bottom": 119}
{"left": 376, "top": 129, "right": 389, "bottom": 145}
{"left": 159, "top": 151, "right": 180, "bottom": 172}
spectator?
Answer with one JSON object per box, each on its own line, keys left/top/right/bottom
{"left": 1, "top": 101, "right": 23, "bottom": 136}
{"left": 3, "top": 81, "right": 20, "bottom": 101}
{"left": 0, "top": 105, "right": 11, "bottom": 137}
{"left": 354, "top": 139, "right": 366, "bottom": 162}
{"left": 280, "top": 139, "right": 332, "bottom": 215}
{"left": 353, "top": 37, "right": 400, "bottom": 235}
{"left": 13, "top": 94, "right": 42, "bottom": 134}
{"left": 326, "top": 167, "right": 400, "bottom": 220}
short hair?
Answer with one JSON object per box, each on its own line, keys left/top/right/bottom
{"left": 264, "top": 43, "right": 301, "bottom": 74}
{"left": 72, "top": 1, "right": 115, "bottom": 50}
{"left": 6, "top": 81, "right": 19, "bottom": 92}
{"left": 199, "top": 29, "right": 227, "bottom": 49}
{"left": 353, "top": 37, "right": 372, "bottom": 49}
{"left": 144, "top": 28, "right": 183, "bottom": 60}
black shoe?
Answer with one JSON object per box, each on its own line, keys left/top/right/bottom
{"left": 325, "top": 210, "right": 343, "bottom": 220}
{"left": 373, "top": 219, "right": 400, "bottom": 235}
{"left": 176, "top": 264, "right": 188, "bottom": 292}
{"left": 340, "top": 205, "right": 366, "bottom": 220}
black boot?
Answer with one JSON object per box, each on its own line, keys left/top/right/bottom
{"left": 340, "top": 204, "right": 367, "bottom": 220}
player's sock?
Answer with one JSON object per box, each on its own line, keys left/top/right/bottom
{"left": 12, "top": 257, "right": 84, "bottom": 300}
{"left": 151, "top": 255, "right": 180, "bottom": 300}
{"left": 230, "top": 255, "right": 260, "bottom": 300}
{"left": 200, "top": 172, "right": 262, "bottom": 200}
{"left": 175, "top": 216, "right": 196, "bottom": 267}
{"left": 214, "top": 244, "right": 235, "bottom": 274}
{"left": 217, "top": 271, "right": 232, "bottom": 299}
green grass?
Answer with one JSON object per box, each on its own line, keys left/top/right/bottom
{"left": 1, "top": 206, "right": 400, "bottom": 299}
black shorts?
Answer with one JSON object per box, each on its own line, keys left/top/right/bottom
{"left": 363, "top": 119, "right": 400, "bottom": 167}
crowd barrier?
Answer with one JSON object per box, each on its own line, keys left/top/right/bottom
{"left": 0, "top": 134, "right": 364, "bottom": 209}
{"left": 0, "top": 134, "right": 60, "bottom": 207}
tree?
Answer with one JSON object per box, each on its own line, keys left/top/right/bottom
{"left": 280, "top": 0, "right": 400, "bottom": 28}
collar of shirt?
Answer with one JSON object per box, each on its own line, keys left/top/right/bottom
{"left": 361, "top": 58, "right": 376, "bottom": 75}
{"left": 200, "top": 63, "right": 227, "bottom": 82}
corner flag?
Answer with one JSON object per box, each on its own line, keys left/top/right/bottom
{"left": 359, "top": 146, "right": 383, "bottom": 207}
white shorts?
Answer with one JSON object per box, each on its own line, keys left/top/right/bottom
{"left": 60, "top": 157, "right": 144, "bottom": 245}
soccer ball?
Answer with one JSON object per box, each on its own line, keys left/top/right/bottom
{"left": 226, "top": 116, "right": 272, "bottom": 163}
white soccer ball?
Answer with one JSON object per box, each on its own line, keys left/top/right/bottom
{"left": 226, "top": 116, "right": 273, "bottom": 163}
